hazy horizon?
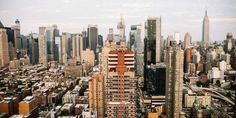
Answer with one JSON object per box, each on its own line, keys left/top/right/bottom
{"left": 0, "top": 0, "right": 236, "bottom": 42}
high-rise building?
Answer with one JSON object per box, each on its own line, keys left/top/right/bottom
{"left": 72, "top": 34, "right": 83, "bottom": 62}
{"left": 55, "top": 36, "right": 62, "bottom": 63}
{"left": 0, "top": 28, "right": 10, "bottom": 67}
{"left": 98, "top": 34, "right": 103, "bottom": 47}
{"left": 165, "top": 46, "right": 184, "bottom": 118}
{"left": 27, "top": 33, "right": 39, "bottom": 64}
{"left": 5, "top": 27, "right": 16, "bottom": 60}
{"left": 38, "top": 26, "right": 47, "bottom": 65}
{"left": 145, "top": 17, "right": 161, "bottom": 64}
{"left": 184, "top": 32, "right": 192, "bottom": 49}
{"left": 107, "top": 28, "right": 114, "bottom": 42}
{"left": 117, "top": 16, "right": 126, "bottom": 42}
{"left": 89, "top": 72, "right": 104, "bottom": 118}
{"left": 146, "top": 63, "right": 166, "bottom": 96}
{"left": 88, "top": 25, "right": 98, "bottom": 53}
{"left": 225, "top": 33, "right": 234, "bottom": 53}
{"left": 82, "top": 30, "right": 88, "bottom": 50}
{"left": 202, "top": 10, "right": 210, "bottom": 48}
{"left": 129, "top": 24, "right": 144, "bottom": 76}
{"left": 106, "top": 46, "right": 136, "bottom": 118}
{"left": 61, "top": 32, "right": 72, "bottom": 65}
{"left": 144, "top": 17, "right": 161, "bottom": 90}
{"left": 45, "top": 25, "right": 60, "bottom": 61}
{"left": 184, "top": 48, "right": 191, "bottom": 73}
{"left": 174, "top": 32, "right": 180, "bottom": 44}
{"left": 11, "top": 19, "right": 21, "bottom": 50}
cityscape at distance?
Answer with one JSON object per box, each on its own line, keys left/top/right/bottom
{"left": 0, "top": 0, "right": 235, "bottom": 118}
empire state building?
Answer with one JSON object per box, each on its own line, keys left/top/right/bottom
{"left": 202, "top": 10, "right": 210, "bottom": 48}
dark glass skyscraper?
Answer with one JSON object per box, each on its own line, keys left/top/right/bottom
{"left": 87, "top": 25, "right": 98, "bottom": 53}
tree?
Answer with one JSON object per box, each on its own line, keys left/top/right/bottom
{"left": 196, "top": 81, "right": 202, "bottom": 87}
{"left": 61, "top": 109, "right": 70, "bottom": 116}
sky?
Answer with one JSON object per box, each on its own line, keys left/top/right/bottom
{"left": 0, "top": 0, "right": 236, "bottom": 42}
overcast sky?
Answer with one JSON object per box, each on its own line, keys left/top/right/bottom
{"left": 0, "top": 0, "right": 236, "bottom": 41}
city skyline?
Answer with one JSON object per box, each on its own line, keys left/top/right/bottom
{"left": 0, "top": 0, "right": 236, "bottom": 41}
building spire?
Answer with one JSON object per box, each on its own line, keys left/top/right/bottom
{"left": 205, "top": 10, "right": 207, "bottom": 16}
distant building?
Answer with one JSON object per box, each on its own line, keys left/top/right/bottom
{"left": 0, "top": 28, "right": 10, "bottom": 67}
{"left": 61, "top": 33, "right": 71, "bottom": 65}
{"left": 27, "top": 33, "right": 39, "bottom": 64}
{"left": 72, "top": 34, "right": 83, "bottom": 62}
{"left": 64, "top": 59, "right": 83, "bottom": 77}
{"left": 184, "top": 32, "right": 192, "bottom": 49}
{"left": 38, "top": 26, "right": 47, "bottom": 65}
{"left": 184, "top": 48, "right": 191, "bottom": 73}
{"left": 45, "top": 25, "right": 60, "bottom": 61}
{"left": 202, "top": 11, "right": 210, "bottom": 48}
{"left": 144, "top": 17, "right": 161, "bottom": 90}
{"left": 5, "top": 27, "right": 16, "bottom": 60}
{"left": 55, "top": 36, "right": 62, "bottom": 63}
{"left": 82, "top": 30, "right": 88, "bottom": 50}
{"left": 81, "top": 49, "right": 95, "bottom": 68}
{"left": 225, "top": 33, "right": 234, "bottom": 53}
{"left": 165, "top": 46, "right": 184, "bottom": 118}
{"left": 98, "top": 34, "right": 103, "bottom": 47}
{"left": 107, "top": 28, "right": 114, "bottom": 42}
{"left": 117, "top": 16, "right": 126, "bottom": 42}
{"left": 129, "top": 24, "right": 144, "bottom": 76}
{"left": 88, "top": 25, "right": 98, "bottom": 54}
{"left": 11, "top": 19, "right": 21, "bottom": 50}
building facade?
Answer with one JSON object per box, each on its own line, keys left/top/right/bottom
{"left": 89, "top": 72, "right": 104, "bottom": 118}
{"left": 0, "top": 28, "right": 10, "bottom": 67}
{"left": 202, "top": 11, "right": 210, "bottom": 48}
{"left": 165, "top": 46, "right": 184, "bottom": 118}
{"left": 106, "top": 47, "right": 136, "bottom": 118}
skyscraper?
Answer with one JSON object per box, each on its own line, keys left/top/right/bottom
{"left": 165, "top": 46, "right": 184, "bottom": 118}
{"left": 98, "top": 34, "right": 103, "bottom": 47}
{"left": 38, "top": 26, "right": 47, "bottom": 65}
{"left": 129, "top": 24, "right": 144, "bottom": 76}
{"left": 27, "top": 33, "right": 39, "bottom": 64}
{"left": 72, "top": 34, "right": 83, "bottom": 62}
{"left": 144, "top": 17, "right": 161, "bottom": 90}
{"left": 202, "top": 10, "right": 210, "bottom": 48}
{"left": 117, "top": 16, "right": 126, "bottom": 42}
{"left": 107, "top": 28, "right": 114, "bottom": 42}
{"left": 45, "top": 25, "right": 59, "bottom": 61}
{"left": 55, "top": 36, "right": 62, "bottom": 63}
{"left": 88, "top": 24, "right": 98, "bottom": 53}
{"left": 61, "top": 33, "right": 70, "bottom": 65}
{"left": 11, "top": 19, "right": 21, "bottom": 50}
{"left": 82, "top": 30, "right": 88, "bottom": 50}
{"left": 89, "top": 72, "right": 104, "bottom": 118}
{"left": 38, "top": 25, "right": 59, "bottom": 64}
{"left": 145, "top": 17, "right": 161, "bottom": 64}
{"left": 0, "top": 28, "right": 10, "bottom": 67}
{"left": 106, "top": 46, "right": 136, "bottom": 118}
{"left": 184, "top": 32, "right": 192, "bottom": 49}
